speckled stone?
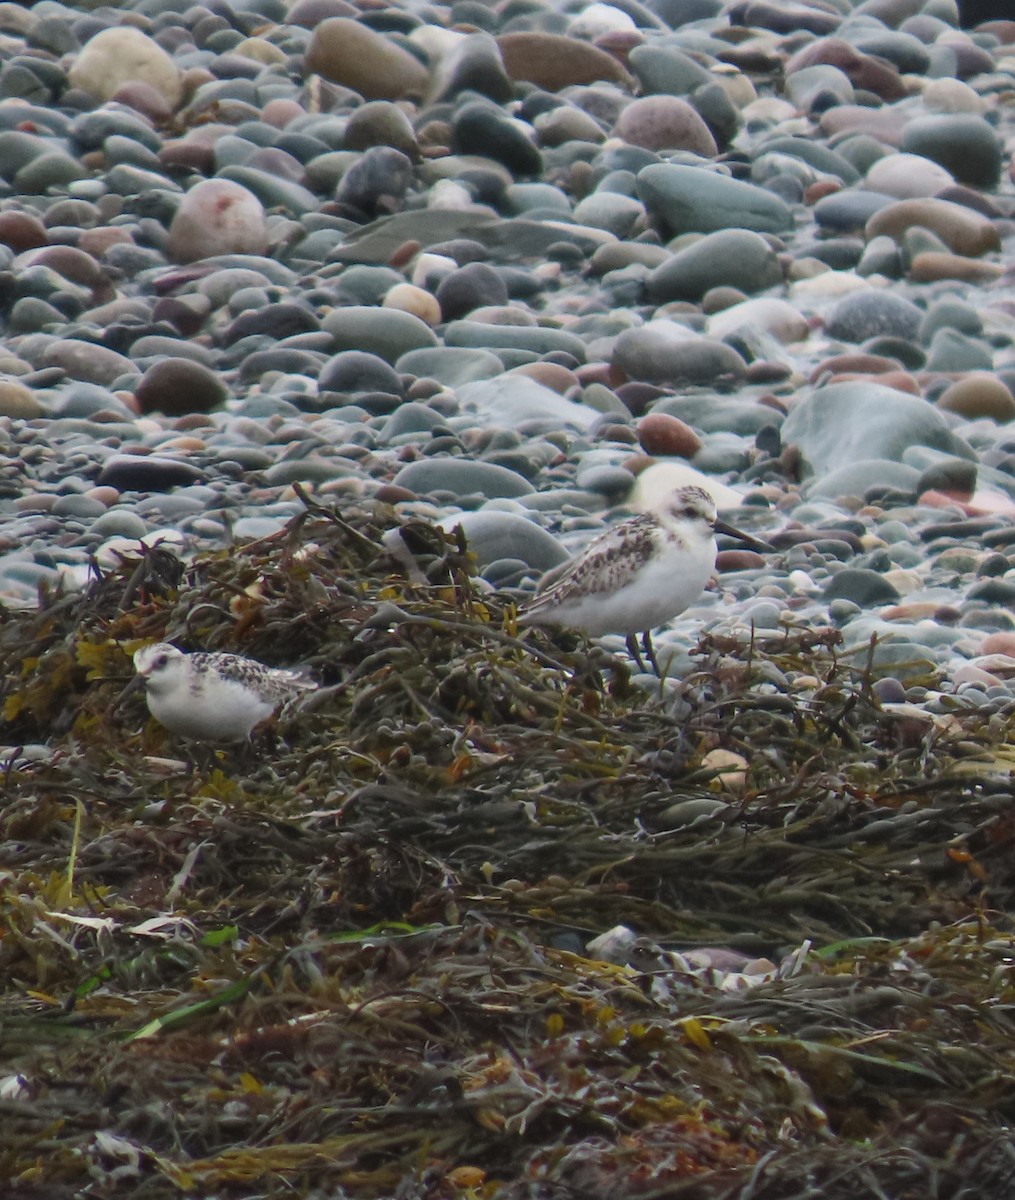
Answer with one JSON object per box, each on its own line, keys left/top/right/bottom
{"left": 612, "top": 96, "right": 717, "bottom": 156}
{"left": 167, "top": 179, "right": 268, "bottom": 262}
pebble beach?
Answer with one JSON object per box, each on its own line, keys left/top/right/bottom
{"left": 2, "top": 0, "right": 1015, "bottom": 715}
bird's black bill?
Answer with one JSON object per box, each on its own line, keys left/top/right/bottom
{"left": 713, "top": 519, "right": 773, "bottom": 553}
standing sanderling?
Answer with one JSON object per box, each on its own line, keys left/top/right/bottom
{"left": 518, "top": 485, "right": 771, "bottom": 672}
{"left": 132, "top": 643, "right": 317, "bottom": 743}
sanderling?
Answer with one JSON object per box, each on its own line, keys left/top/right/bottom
{"left": 518, "top": 485, "right": 771, "bottom": 672}
{"left": 132, "top": 643, "right": 317, "bottom": 743}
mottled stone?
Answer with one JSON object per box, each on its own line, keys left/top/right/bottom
{"left": 613, "top": 96, "right": 717, "bottom": 156}
{"left": 167, "top": 179, "right": 268, "bottom": 263}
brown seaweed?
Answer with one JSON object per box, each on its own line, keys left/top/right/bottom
{"left": 2, "top": 497, "right": 1015, "bottom": 1198}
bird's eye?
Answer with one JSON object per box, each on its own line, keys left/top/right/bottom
{"left": 154, "top": 653, "right": 169, "bottom": 669}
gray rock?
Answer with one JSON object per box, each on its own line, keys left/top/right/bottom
{"left": 645, "top": 228, "right": 782, "bottom": 302}
{"left": 900, "top": 114, "right": 1002, "bottom": 189}
{"left": 612, "top": 323, "right": 747, "bottom": 385}
{"left": 823, "top": 567, "right": 901, "bottom": 607}
{"left": 628, "top": 45, "right": 710, "bottom": 96}
{"left": 782, "top": 382, "right": 974, "bottom": 476}
{"left": 925, "top": 328, "right": 993, "bottom": 373}
{"left": 458, "top": 376, "right": 600, "bottom": 430}
{"left": 653, "top": 394, "right": 783, "bottom": 436}
{"left": 437, "top": 509, "right": 569, "bottom": 571}
{"left": 808, "top": 459, "right": 921, "bottom": 500}
{"left": 824, "top": 290, "right": 922, "bottom": 344}
{"left": 323, "top": 306, "right": 438, "bottom": 362}
{"left": 319, "top": 350, "right": 404, "bottom": 395}
{"left": 444, "top": 320, "right": 587, "bottom": 361}
{"left": 394, "top": 457, "right": 536, "bottom": 499}
{"left": 636, "top": 163, "right": 795, "bottom": 237}
{"left": 396, "top": 347, "right": 503, "bottom": 387}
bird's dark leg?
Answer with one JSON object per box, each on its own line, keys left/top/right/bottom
{"left": 641, "top": 630, "right": 661, "bottom": 676}
{"left": 625, "top": 633, "right": 647, "bottom": 673}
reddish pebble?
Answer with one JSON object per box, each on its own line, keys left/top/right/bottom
{"left": 916, "top": 488, "right": 1015, "bottom": 517}
{"left": 261, "top": 98, "right": 306, "bottom": 128}
{"left": 826, "top": 370, "right": 920, "bottom": 395}
{"left": 918, "top": 489, "right": 974, "bottom": 511}
{"left": 805, "top": 179, "right": 840, "bottom": 204}
{"left": 637, "top": 412, "right": 702, "bottom": 458}
{"left": 507, "top": 362, "right": 578, "bottom": 394}
{"left": 716, "top": 549, "right": 766, "bottom": 571}
{"left": 388, "top": 239, "right": 421, "bottom": 270}
{"left": 574, "top": 361, "right": 613, "bottom": 387}
{"left": 981, "top": 632, "right": 1015, "bottom": 658}
{"left": 374, "top": 483, "right": 416, "bottom": 504}
{"left": 78, "top": 227, "right": 134, "bottom": 257}
{"left": 111, "top": 81, "right": 174, "bottom": 124}
{"left": 0, "top": 210, "right": 47, "bottom": 252}
{"left": 810, "top": 353, "right": 901, "bottom": 381}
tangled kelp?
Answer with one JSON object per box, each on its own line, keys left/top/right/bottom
{"left": 3, "top": 498, "right": 1015, "bottom": 1199}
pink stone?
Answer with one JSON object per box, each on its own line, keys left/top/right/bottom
{"left": 613, "top": 95, "right": 717, "bottom": 156}
{"left": 167, "top": 179, "right": 268, "bottom": 263}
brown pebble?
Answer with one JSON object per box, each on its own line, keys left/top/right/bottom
{"left": 574, "top": 361, "right": 614, "bottom": 388}
{"left": 111, "top": 80, "right": 174, "bottom": 124}
{"left": 507, "top": 362, "right": 578, "bottom": 394}
{"left": 908, "top": 251, "right": 1003, "bottom": 284}
{"left": 374, "top": 483, "right": 416, "bottom": 504}
{"left": 389, "top": 239, "right": 421, "bottom": 270}
{"left": 701, "top": 286, "right": 748, "bottom": 315}
{"left": 637, "top": 412, "right": 702, "bottom": 458}
{"left": 811, "top": 352, "right": 902, "bottom": 381}
{"left": 0, "top": 210, "right": 47, "bottom": 252}
{"left": 716, "top": 549, "right": 767, "bottom": 571}
{"left": 83, "top": 486, "right": 119, "bottom": 507}
{"left": 937, "top": 372, "right": 1015, "bottom": 422}
{"left": 805, "top": 179, "right": 840, "bottom": 204}
{"left": 826, "top": 370, "right": 921, "bottom": 395}
{"left": 78, "top": 227, "right": 134, "bottom": 257}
